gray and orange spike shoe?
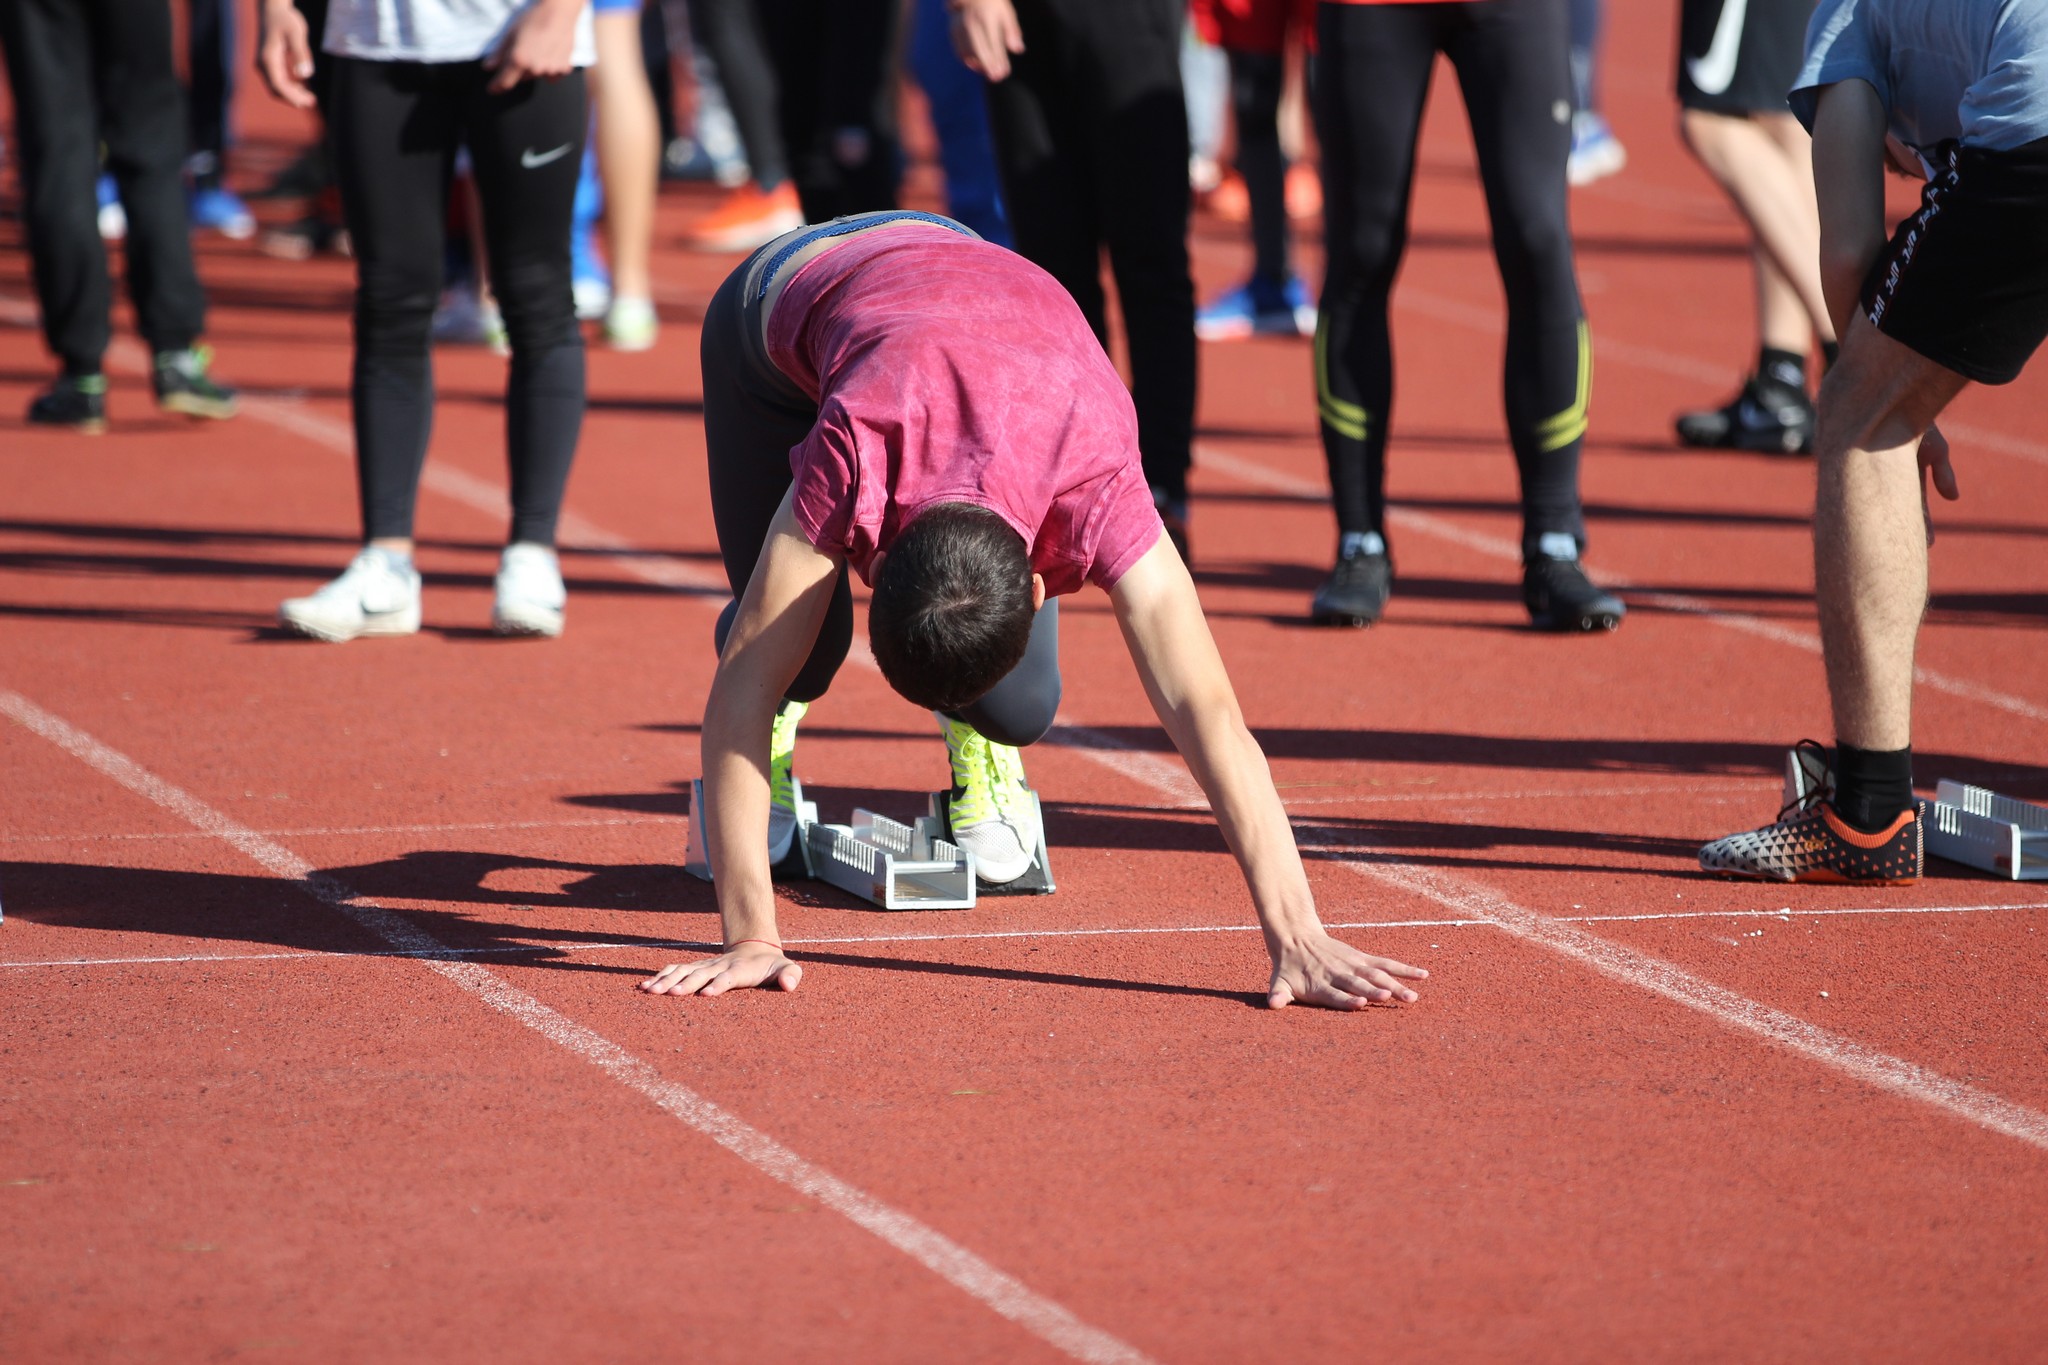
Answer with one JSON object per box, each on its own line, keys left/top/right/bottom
{"left": 1699, "top": 797, "right": 1924, "bottom": 884}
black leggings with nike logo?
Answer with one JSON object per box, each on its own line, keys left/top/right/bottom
{"left": 329, "top": 57, "right": 589, "bottom": 545}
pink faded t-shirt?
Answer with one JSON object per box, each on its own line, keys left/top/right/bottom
{"left": 764, "top": 226, "right": 1163, "bottom": 598}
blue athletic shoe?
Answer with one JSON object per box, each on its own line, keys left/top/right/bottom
{"left": 1568, "top": 112, "right": 1627, "bottom": 187}
{"left": 1195, "top": 274, "right": 1316, "bottom": 341}
{"left": 190, "top": 186, "right": 256, "bottom": 240}
{"left": 96, "top": 173, "right": 126, "bottom": 241}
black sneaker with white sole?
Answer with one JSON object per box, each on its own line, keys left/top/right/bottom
{"left": 1523, "top": 553, "right": 1625, "bottom": 632}
{"left": 1675, "top": 378, "right": 1814, "bottom": 454}
{"left": 1310, "top": 547, "right": 1392, "bottom": 627}
{"left": 28, "top": 373, "right": 108, "bottom": 433}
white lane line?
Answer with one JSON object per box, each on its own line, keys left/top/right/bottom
{"left": 1195, "top": 444, "right": 2048, "bottom": 725}
{"left": 0, "top": 783, "right": 1749, "bottom": 846}
{"left": 0, "top": 815, "right": 680, "bottom": 845}
{"left": 1053, "top": 736, "right": 2048, "bottom": 1152}
{"left": 1396, "top": 285, "right": 2048, "bottom": 470}
{"left": 10, "top": 899, "right": 2046, "bottom": 972}
{"left": 23, "top": 293, "right": 2048, "bottom": 1152}
{"left": 1326, "top": 838, "right": 2048, "bottom": 1150}
{"left": 0, "top": 687, "right": 1154, "bottom": 1365}
{"left": 198, "top": 382, "right": 2048, "bottom": 1150}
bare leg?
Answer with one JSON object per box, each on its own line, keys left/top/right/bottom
{"left": 1754, "top": 247, "right": 1811, "bottom": 355}
{"left": 1681, "top": 108, "right": 1835, "bottom": 347}
{"left": 592, "top": 10, "right": 659, "bottom": 306}
{"left": 1812, "top": 315, "right": 1967, "bottom": 749}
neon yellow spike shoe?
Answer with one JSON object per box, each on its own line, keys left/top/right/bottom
{"left": 767, "top": 699, "right": 807, "bottom": 863}
{"left": 935, "top": 713, "right": 1040, "bottom": 884}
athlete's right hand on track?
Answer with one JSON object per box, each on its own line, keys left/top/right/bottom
{"left": 948, "top": 0, "right": 1025, "bottom": 82}
{"left": 256, "top": 0, "right": 318, "bottom": 110}
{"left": 640, "top": 941, "right": 802, "bottom": 998}
{"left": 1267, "top": 932, "right": 1426, "bottom": 1011}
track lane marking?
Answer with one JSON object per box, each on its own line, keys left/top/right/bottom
{"left": 1057, "top": 740, "right": 2048, "bottom": 1152}
{"left": 9, "top": 899, "right": 2048, "bottom": 971}
{"left": 0, "top": 687, "right": 1155, "bottom": 1365}
{"left": 1194, "top": 444, "right": 2048, "bottom": 725}
{"left": 13, "top": 295, "right": 2048, "bottom": 1151}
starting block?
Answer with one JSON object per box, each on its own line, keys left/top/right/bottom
{"left": 682, "top": 776, "right": 1054, "bottom": 909}
{"left": 1925, "top": 781, "right": 2048, "bottom": 881}
{"left": 1779, "top": 747, "right": 2048, "bottom": 881}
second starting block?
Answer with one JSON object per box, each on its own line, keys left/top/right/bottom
{"left": 683, "top": 776, "right": 1055, "bottom": 910}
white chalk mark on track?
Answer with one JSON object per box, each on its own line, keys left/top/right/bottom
{"left": 1194, "top": 445, "right": 2048, "bottom": 725}
{"left": 0, "top": 687, "right": 1155, "bottom": 1365}
{"left": 7, "top": 900, "right": 2046, "bottom": 972}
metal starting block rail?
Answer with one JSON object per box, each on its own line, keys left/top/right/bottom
{"left": 1780, "top": 747, "right": 2047, "bottom": 881}
{"left": 683, "top": 776, "right": 1054, "bottom": 910}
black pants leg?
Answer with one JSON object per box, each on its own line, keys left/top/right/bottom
{"left": 985, "top": 0, "right": 1195, "bottom": 503}
{"left": 1230, "top": 48, "right": 1290, "bottom": 287}
{"left": 331, "top": 59, "right": 587, "bottom": 545}
{"left": 1314, "top": 0, "right": 1587, "bottom": 552}
{"left": 1313, "top": 0, "right": 1434, "bottom": 540}
{"left": 701, "top": 248, "right": 1060, "bottom": 743}
{"left": 692, "top": 0, "right": 790, "bottom": 189}
{"left": 186, "top": 0, "right": 233, "bottom": 186}
{"left": 463, "top": 70, "right": 590, "bottom": 546}
{"left": 1446, "top": 0, "right": 1589, "bottom": 553}
{"left": 0, "top": 0, "right": 204, "bottom": 372}
{"left": 761, "top": 0, "right": 901, "bottom": 222}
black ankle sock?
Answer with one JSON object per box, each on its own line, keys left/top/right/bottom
{"left": 1756, "top": 346, "right": 1807, "bottom": 397}
{"left": 1832, "top": 742, "right": 1915, "bottom": 833}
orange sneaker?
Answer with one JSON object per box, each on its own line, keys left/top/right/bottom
{"left": 1286, "top": 162, "right": 1322, "bottom": 221}
{"left": 684, "top": 181, "right": 805, "bottom": 253}
{"left": 1204, "top": 171, "right": 1249, "bottom": 223}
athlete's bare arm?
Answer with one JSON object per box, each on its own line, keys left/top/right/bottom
{"left": 1810, "top": 80, "right": 1891, "bottom": 336}
{"left": 641, "top": 490, "right": 838, "bottom": 998}
{"left": 1108, "top": 535, "right": 1428, "bottom": 1010}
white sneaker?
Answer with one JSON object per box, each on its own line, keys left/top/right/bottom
{"left": 603, "top": 296, "right": 658, "bottom": 352}
{"left": 280, "top": 547, "right": 422, "bottom": 642}
{"left": 492, "top": 542, "right": 566, "bottom": 637}
{"left": 936, "top": 713, "right": 1041, "bottom": 884}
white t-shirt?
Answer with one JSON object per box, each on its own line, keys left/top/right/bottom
{"left": 324, "top": 0, "right": 595, "bottom": 67}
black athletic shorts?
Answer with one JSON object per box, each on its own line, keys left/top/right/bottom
{"left": 1676, "top": 0, "right": 1815, "bottom": 115}
{"left": 1862, "top": 137, "right": 2048, "bottom": 386}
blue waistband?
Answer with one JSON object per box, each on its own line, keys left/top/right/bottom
{"left": 752, "top": 211, "right": 976, "bottom": 302}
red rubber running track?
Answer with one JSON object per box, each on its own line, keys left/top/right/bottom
{"left": 3, "top": 7, "right": 2045, "bottom": 1360}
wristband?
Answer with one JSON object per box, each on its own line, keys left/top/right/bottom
{"left": 726, "top": 937, "right": 783, "bottom": 953}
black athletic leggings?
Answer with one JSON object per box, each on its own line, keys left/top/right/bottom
{"left": 1315, "top": 0, "right": 1589, "bottom": 557}
{"left": 700, "top": 214, "right": 1063, "bottom": 747}
{"left": 329, "top": 58, "right": 588, "bottom": 545}
{"left": 982, "top": 0, "right": 1196, "bottom": 504}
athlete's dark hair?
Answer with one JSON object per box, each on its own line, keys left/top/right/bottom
{"left": 868, "top": 502, "right": 1035, "bottom": 713}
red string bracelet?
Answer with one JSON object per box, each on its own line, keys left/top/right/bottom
{"left": 726, "top": 937, "right": 783, "bottom": 953}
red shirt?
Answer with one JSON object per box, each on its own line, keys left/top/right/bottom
{"left": 766, "top": 226, "right": 1163, "bottom": 598}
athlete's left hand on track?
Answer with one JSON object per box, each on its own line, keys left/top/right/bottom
{"left": 485, "top": 0, "right": 581, "bottom": 93}
{"left": 639, "top": 941, "right": 802, "bottom": 998}
{"left": 1919, "top": 422, "right": 1960, "bottom": 545}
{"left": 948, "top": 0, "right": 1024, "bottom": 82}
{"left": 1267, "top": 933, "right": 1426, "bottom": 1011}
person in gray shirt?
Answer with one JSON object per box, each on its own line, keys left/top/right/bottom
{"left": 1701, "top": 0, "right": 2048, "bottom": 882}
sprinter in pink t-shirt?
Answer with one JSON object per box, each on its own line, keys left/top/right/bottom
{"left": 642, "top": 211, "right": 1426, "bottom": 1011}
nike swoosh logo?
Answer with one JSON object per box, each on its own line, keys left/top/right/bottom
{"left": 521, "top": 144, "right": 573, "bottom": 169}
{"left": 1685, "top": 0, "right": 1749, "bottom": 97}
